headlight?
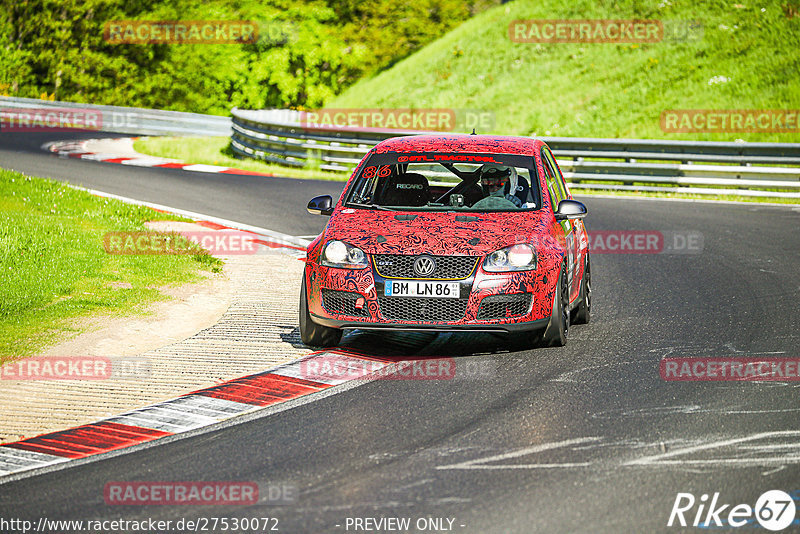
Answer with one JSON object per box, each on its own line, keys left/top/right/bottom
{"left": 483, "top": 244, "right": 537, "bottom": 272}
{"left": 321, "top": 240, "right": 368, "bottom": 269}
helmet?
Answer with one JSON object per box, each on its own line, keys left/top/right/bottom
{"left": 480, "top": 163, "right": 518, "bottom": 195}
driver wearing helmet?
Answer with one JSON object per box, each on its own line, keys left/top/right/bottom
{"left": 471, "top": 164, "right": 524, "bottom": 209}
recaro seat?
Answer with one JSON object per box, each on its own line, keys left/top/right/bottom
{"left": 379, "top": 173, "right": 430, "bottom": 207}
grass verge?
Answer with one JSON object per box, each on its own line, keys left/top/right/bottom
{"left": 133, "top": 136, "right": 351, "bottom": 181}
{"left": 0, "top": 169, "right": 223, "bottom": 363}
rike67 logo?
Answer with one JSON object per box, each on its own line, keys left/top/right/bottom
{"left": 668, "top": 490, "right": 797, "bottom": 530}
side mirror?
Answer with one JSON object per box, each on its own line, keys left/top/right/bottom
{"left": 554, "top": 199, "right": 587, "bottom": 221}
{"left": 307, "top": 195, "right": 334, "bottom": 216}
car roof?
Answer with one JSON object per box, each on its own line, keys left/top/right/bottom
{"left": 372, "top": 134, "right": 542, "bottom": 155}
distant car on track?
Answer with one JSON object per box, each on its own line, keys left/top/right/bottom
{"left": 301, "top": 134, "right": 591, "bottom": 347}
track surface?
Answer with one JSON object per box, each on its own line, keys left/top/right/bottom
{"left": 2, "top": 132, "right": 800, "bottom": 533}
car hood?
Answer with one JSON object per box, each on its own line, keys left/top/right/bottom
{"left": 325, "top": 209, "right": 552, "bottom": 256}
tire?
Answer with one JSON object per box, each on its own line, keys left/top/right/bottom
{"left": 541, "top": 264, "right": 569, "bottom": 347}
{"left": 572, "top": 256, "right": 591, "bottom": 325}
{"left": 299, "top": 277, "right": 342, "bottom": 348}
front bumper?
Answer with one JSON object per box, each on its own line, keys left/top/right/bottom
{"left": 305, "top": 256, "right": 559, "bottom": 332}
{"left": 309, "top": 314, "right": 550, "bottom": 333}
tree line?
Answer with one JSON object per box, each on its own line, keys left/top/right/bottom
{"left": 0, "top": 0, "right": 498, "bottom": 114}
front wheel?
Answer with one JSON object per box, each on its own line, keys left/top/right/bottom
{"left": 299, "top": 277, "right": 342, "bottom": 348}
{"left": 541, "top": 264, "right": 569, "bottom": 347}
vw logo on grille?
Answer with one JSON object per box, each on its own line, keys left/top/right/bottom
{"left": 413, "top": 255, "right": 436, "bottom": 277}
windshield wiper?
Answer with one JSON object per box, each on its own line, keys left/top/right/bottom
{"left": 348, "top": 203, "right": 397, "bottom": 211}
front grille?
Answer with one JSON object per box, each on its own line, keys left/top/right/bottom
{"left": 373, "top": 254, "right": 478, "bottom": 280}
{"left": 378, "top": 297, "right": 468, "bottom": 322}
{"left": 322, "top": 289, "right": 369, "bottom": 317}
{"left": 477, "top": 293, "right": 532, "bottom": 320}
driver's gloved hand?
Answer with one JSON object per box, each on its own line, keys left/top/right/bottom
{"left": 505, "top": 194, "right": 522, "bottom": 207}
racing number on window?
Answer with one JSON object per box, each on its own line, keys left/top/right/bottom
{"left": 356, "top": 165, "right": 391, "bottom": 203}
{"left": 362, "top": 166, "right": 377, "bottom": 179}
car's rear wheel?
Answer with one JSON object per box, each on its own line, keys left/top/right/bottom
{"left": 542, "top": 264, "right": 569, "bottom": 347}
{"left": 300, "top": 277, "right": 342, "bottom": 348}
{"left": 572, "top": 256, "right": 591, "bottom": 325}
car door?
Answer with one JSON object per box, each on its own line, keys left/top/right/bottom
{"left": 541, "top": 147, "right": 579, "bottom": 301}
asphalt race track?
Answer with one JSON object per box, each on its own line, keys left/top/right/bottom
{"left": 1, "top": 132, "right": 800, "bottom": 533}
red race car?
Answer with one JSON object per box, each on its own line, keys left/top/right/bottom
{"left": 301, "top": 134, "right": 591, "bottom": 348}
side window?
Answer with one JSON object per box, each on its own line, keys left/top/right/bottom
{"left": 541, "top": 151, "right": 564, "bottom": 211}
{"left": 543, "top": 148, "right": 569, "bottom": 201}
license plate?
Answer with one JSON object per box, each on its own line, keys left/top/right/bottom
{"left": 384, "top": 280, "right": 460, "bottom": 298}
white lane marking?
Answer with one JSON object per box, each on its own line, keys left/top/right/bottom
{"left": 72, "top": 186, "right": 311, "bottom": 249}
{"left": 723, "top": 342, "right": 786, "bottom": 355}
{"left": 392, "top": 478, "right": 435, "bottom": 492}
{"left": 435, "top": 432, "right": 800, "bottom": 471}
{"left": 762, "top": 466, "right": 787, "bottom": 476}
{"left": 439, "top": 463, "right": 594, "bottom": 470}
{"left": 625, "top": 430, "right": 800, "bottom": 467}
{"left": 724, "top": 408, "right": 800, "bottom": 414}
{"left": 739, "top": 443, "right": 800, "bottom": 450}
{"left": 118, "top": 157, "right": 175, "bottom": 166}
{"left": 79, "top": 153, "right": 128, "bottom": 161}
{"left": 430, "top": 497, "right": 472, "bottom": 505}
{"left": 182, "top": 164, "right": 231, "bottom": 173}
{"left": 593, "top": 405, "right": 800, "bottom": 419}
{"left": 633, "top": 458, "right": 800, "bottom": 466}
{"left": 436, "top": 437, "right": 602, "bottom": 470}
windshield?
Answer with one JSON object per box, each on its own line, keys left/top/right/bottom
{"left": 345, "top": 152, "right": 540, "bottom": 212}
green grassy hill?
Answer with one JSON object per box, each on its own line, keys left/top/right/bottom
{"left": 330, "top": 0, "right": 800, "bottom": 141}
{"left": 1, "top": 0, "right": 497, "bottom": 113}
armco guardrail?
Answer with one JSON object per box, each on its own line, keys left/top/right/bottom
{"left": 0, "top": 96, "right": 231, "bottom": 136}
{"left": 231, "top": 108, "right": 800, "bottom": 198}
{"left": 3, "top": 98, "right": 798, "bottom": 198}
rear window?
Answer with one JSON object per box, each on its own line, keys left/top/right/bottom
{"left": 345, "top": 152, "right": 541, "bottom": 212}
